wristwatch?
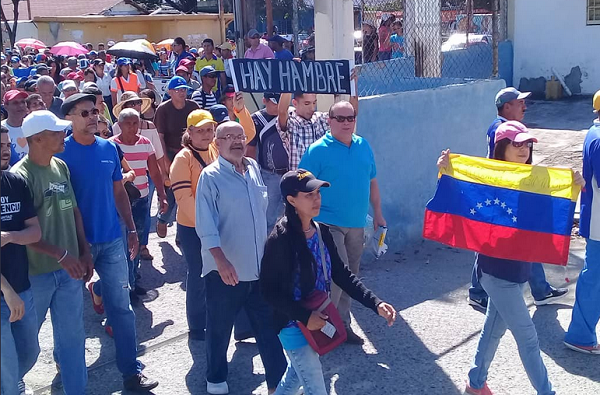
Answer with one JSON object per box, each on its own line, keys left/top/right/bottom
{"left": 127, "top": 229, "right": 137, "bottom": 234}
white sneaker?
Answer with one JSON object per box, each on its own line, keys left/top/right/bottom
{"left": 207, "top": 380, "right": 229, "bottom": 395}
{"left": 18, "top": 380, "right": 33, "bottom": 395}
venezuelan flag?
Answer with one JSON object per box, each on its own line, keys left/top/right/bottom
{"left": 423, "top": 154, "right": 581, "bottom": 265}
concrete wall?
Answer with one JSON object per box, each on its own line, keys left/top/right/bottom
{"left": 509, "top": 0, "right": 600, "bottom": 95}
{"left": 356, "top": 79, "right": 506, "bottom": 246}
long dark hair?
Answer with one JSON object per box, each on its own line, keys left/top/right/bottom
{"left": 282, "top": 198, "right": 318, "bottom": 298}
{"left": 493, "top": 138, "right": 533, "bottom": 164}
{"left": 47, "top": 58, "right": 63, "bottom": 85}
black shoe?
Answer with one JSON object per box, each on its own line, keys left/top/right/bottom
{"left": 344, "top": 327, "right": 364, "bottom": 345}
{"left": 134, "top": 286, "right": 148, "bottom": 296}
{"left": 534, "top": 287, "right": 568, "bottom": 306}
{"left": 123, "top": 373, "right": 159, "bottom": 392}
{"left": 467, "top": 296, "right": 488, "bottom": 310}
{"left": 189, "top": 329, "right": 206, "bottom": 341}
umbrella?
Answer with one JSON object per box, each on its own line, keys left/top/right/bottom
{"left": 133, "top": 39, "right": 156, "bottom": 55}
{"left": 50, "top": 41, "right": 88, "bottom": 57}
{"left": 107, "top": 41, "right": 157, "bottom": 60}
{"left": 156, "top": 38, "right": 174, "bottom": 51}
{"left": 15, "top": 38, "right": 47, "bottom": 49}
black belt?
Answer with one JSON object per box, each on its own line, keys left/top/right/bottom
{"left": 264, "top": 168, "right": 289, "bottom": 175}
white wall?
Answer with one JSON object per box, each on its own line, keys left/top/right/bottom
{"left": 510, "top": 0, "right": 600, "bottom": 95}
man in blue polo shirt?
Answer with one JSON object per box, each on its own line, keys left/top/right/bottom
{"left": 468, "top": 86, "right": 568, "bottom": 311}
{"left": 299, "top": 100, "right": 385, "bottom": 345}
{"left": 564, "top": 90, "right": 600, "bottom": 355}
{"left": 267, "top": 35, "right": 294, "bottom": 60}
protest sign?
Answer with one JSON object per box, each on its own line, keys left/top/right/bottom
{"left": 228, "top": 59, "right": 354, "bottom": 95}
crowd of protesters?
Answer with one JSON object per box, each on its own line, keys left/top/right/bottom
{"left": 1, "top": 30, "right": 599, "bottom": 395}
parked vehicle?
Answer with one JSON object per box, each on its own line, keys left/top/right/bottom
{"left": 442, "top": 33, "right": 492, "bottom": 52}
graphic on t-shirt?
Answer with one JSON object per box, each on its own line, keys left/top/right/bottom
{"left": 1, "top": 195, "right": 21, "bottom": 221}
{"left": 43, "top": 181, "right": 74, "bottom": 215}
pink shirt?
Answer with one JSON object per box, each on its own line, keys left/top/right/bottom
{"left": 244, "top": 43, "right": 275, "bottom": 59}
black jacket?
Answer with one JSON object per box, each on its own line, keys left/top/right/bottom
{"left": 260, "top": 218, "right": 382, "bottom": 333}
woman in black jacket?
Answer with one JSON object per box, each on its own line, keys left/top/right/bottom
{"left": 260, "top": 169, "right": 396, "bottom": 395}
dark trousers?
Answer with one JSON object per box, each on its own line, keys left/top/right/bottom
{"left": 177, "top": 223, "right": 206, "bottom": 334}
{"left": 205, "top": 272, "right": 286, "bottom": 388}
{"left": 127, "top": 196, "right": 149, "bottom": 289}
{"left": 158, "top": 150, "right": 178, "bottom": 224}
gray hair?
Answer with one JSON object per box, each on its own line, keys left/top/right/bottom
{"left": 36, "top": 75, "right": 56, "bottom": 87}
{"left": 118, "top": 108, "right": 140, "bottom": 123}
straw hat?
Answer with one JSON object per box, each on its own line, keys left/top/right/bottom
{"left": 113, "top": 91, "right": 152, "bottom": 118}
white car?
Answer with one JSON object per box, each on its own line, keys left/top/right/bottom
{"left": 442, "top": 33, "right": 492, "bottom": 52}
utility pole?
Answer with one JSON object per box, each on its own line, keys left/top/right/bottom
{"left": 292, "top": 0, "right": 299, "bottom": 56}
{"left": 266, "top": 0, "right": 273, "bottom": 37}
{"left": 491, "top": 0, "right": 499, "bottom": 77}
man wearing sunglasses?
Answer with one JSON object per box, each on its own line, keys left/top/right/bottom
{"left": 467, "top": 87, "right": 568, "bottom": 311}
{"left": 169, "top": 37, "right": 194, "bottom": 76}
{"left": 299, "top": 100, "right": 385, "bottom": 345}
{"left": 57, "top": 93, "right": 159, "bottom": 392}
{"left": 244, "top": 29, "right": 275, "bottom": 60}
{"left": 191, "top": 66, "right": 219, "bottom": 110}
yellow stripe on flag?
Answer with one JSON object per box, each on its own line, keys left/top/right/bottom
{"left": 440, "top": 154, "right": 580, "bottom": 201}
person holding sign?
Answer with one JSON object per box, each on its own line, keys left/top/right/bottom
{"left": 260, "top": 169, "right": 396, "bottom": 395}
{"left": 437, "top": 122, "right": 585, "bottom": 395}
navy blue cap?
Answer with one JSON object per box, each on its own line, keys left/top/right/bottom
{"left": 267, "top": 35, "right": 287, "bottom": 44}
{"left": 209, "top": 104, "right": 230, "bottom": 124}
{"left": 200, "top": 65, "right": 217, "bottom": 77}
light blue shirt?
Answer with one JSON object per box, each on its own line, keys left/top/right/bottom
{"left": 299, "top": 132, "right": 376, "bottom": 228}
{"left": 195, "top": 155, "right": 268, "bottom": 281}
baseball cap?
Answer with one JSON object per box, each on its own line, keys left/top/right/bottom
{"left": 176, "top": 65, "right": 190, "bottom": 75}
{"left": 200, "top": 65, "right": 217, "bottom": 77}
{"left": 494, "top": 121, "right": 538, "bottom": 144}
{"left": 34, "top": 54, "right": 46, "bottom": 63}
{"left": 190, "top": 48, "right": 198, "bottom": 54}
{"left": 60, "top": 80, "right": 78, "bottom": 92}
{"left": 22, "top": 110, "right": 72, "bottom": 138}
{"left": 89, "top": 50, "right": 98, "bottom": 56}
{"left": 107, "top": 40, "right": 116, "bottom": 47}
{"left": 61, "top": 93, "right": 96, "bottom": 116}
{"left": 267, "top": 35, "right": 287, "bottom": 44}
{"left": 92, "top": 59, "right": 105, "bottom": 67}
{"left": 24, "top": 80, "right": 37, "bottom": 91}
{"left": 116, "top": 57, "right": 131, "bottom": 67}
{"left": 223, "top": 84, "right": 235, "bottom": 98}
{"left": 81, "top": 83, "right": 102, "bottom": 95}
{"left": 187, "top": 109, "right": 217, "bottom": 128}
{"left": 36, "top": 64, "right": 49, "bottom": 72}
{"left": 247, "top": 29, "right": 260, "bottom": 38}
{"left": 280, "top": 169, "right": 330, "bottom": 198}
{"left": 66, "top": 71, "right": 82, "bottom": 81}
{"left": 495, "top": 87, "right": 531, "bottom": 108}
{"left": 78, "top": 59, "right": 90, "bottom": 69}
{"left": 263, "top": 92, "right": 280, "bottom": 104}
{"left": 218, "top": 42, "right": 233, "bottom": 50}
{"left": 10, "top": 56, "right": 19, "bottom": 63}
{"left": 209, "top": 104, "right": 230, "bottom": 124}
{"left": 179, "top": 58, "right": 196, "bottom": 68}
{"left": 167, "top": 76, "right": 191, "bottom": 91}
{"left": 593, "top": 89, "right": 600, "bottom": 113}
{"left": 3, "top": 90, "right": 28, "bottom": 103}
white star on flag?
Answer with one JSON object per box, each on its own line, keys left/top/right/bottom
{"left": 494, "top": 198, "right": 500, "bottom": 205}
{"left": 507, "top": 208, "right": 513, "bottom": 214}
{"left": 470, "top": 208, "right": 476, "bottom": 215}
{"left": 512, "top": 216, "right": 517, "bottom": 223}
{"left": 476, "top": 202, "right": 483, "bottom": 209}
{"left": 500, "top": 202, "right": 506, "bottom": 208}
{"left": 485, "top": 199, "right": 492, "bottom": 206}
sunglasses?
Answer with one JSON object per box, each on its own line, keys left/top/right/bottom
{"left": 331, "top": 115, "right": 356, "bottom": 123}
{"left": 124, "top": 100, "right": 143, "bottom": 108}
{"left": 71, "top": 108, "right": 100, "bottom": 118}
{"left": 511, "top": 140, "right": 534, "bottom": 148}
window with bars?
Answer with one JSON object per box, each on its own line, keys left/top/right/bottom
{"left": 589, "top": 0, "right": 600, "bottom": 24}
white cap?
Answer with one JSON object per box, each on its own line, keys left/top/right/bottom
{"left": 60, "top": 80, "right": 78, "bottom": 92}
{"left": 22, "top": 110, "right": 72, "bottom": 138}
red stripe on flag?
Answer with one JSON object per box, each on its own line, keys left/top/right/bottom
{"left": 423, "top": 210, "right": 570, "bottom": 265}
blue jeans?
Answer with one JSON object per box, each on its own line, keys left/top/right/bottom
{"left": 274, "top": 344, "right": 327, "bottom": 395}
{"left": 205, "top": 272, "right": 286, "bottom": 388}
{"left": 261, "top": 169, "right": 284, "bottom": 233}
{"left": 565, "top": 238, "right": 600, "bottom": 347}
{"left": 1, "top": 290, "right": 40, "bottom": 395}
{"left": 157, "top": 150, "right": 178, "bottom": 224}
{"left": 469, "top": 259, "right": 552, "bottom": 301}
{"left": 90, "top": 238, "right": 142, "bottom": 379}
{"left": 29, "top": 269, "right": 87, "bottom": 395}
{"left": 469, "top": 273, "right": 554, "bottom": 395}
{"left": 177, "top": 223, "right": 206, "bottom": 334}
{"left": 140, "top": 176, "right": 155, "bottom": 246}
{"left": 127, "top": 196, "right": 149, "bottom": 288}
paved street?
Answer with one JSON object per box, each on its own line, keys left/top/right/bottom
{"left": 25, "top": 98, "right": 599, "bottom": 395}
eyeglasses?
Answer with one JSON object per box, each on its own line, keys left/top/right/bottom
{"left": 124, "top": 100, "right": 143, "bottom": 108}
{"left": 511, "top": 141, "right": 534, "bottom": 148}
{"left": 71, "top": 108, "right": 100, "bottom": 118}
{"left": 217, "top": 134, "right": 247, "bottom": 142}
{"left": 331, "top": 115, "right": 356, "bottom": 123}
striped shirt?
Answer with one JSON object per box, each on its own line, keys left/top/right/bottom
{"left": 191, "top": 89, "right": 217, "bottom": 110}
{"left": 109, "top": 135, "right": 155, "bottom": 198}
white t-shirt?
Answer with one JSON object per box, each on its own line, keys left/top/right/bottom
{"left": 1, "top": 120, "right": 27, "bottom": 163}
{"left": 95, "top": 73, "right": 113, "bottom": 97}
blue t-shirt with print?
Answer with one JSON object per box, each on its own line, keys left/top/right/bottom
{"left": 390, "top": 34, "right": 404, "bottom": 58}
{"left": 278, "top": 231, "right": 332, "bottom": 350}
{"left": 56, "top": 136, "right": 123, "bottom": 244}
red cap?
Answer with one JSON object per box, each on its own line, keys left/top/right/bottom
{"left": 175, "top": 65, "right": 189, "bottom": 74}
{"left": 66, "top": 72, "right": 81, "bottom": 80}
{"left": 179, "top": 58, "right": 195, "bottom": 67}
{"left": 494, "top": 121, "right": 538, "bottom": 144}
{"left": 3, "top": 89, "right": 28, "bottom": 103}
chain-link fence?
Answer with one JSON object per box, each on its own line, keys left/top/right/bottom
{"left": 355, "top": 0, "right": 499, "bottom": 97}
